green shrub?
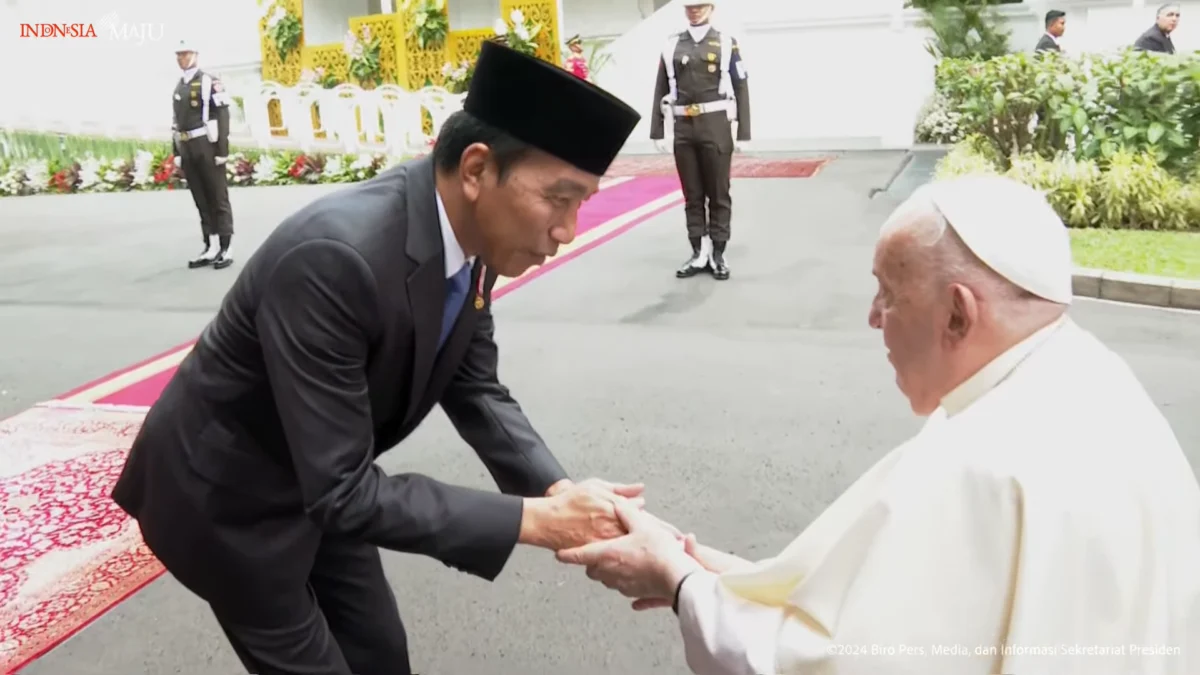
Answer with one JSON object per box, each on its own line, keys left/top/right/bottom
{"left": 905, "top": 0, "right": 1016, "bottom": 60}
{"left": 935, "top": 49, "right": 1200, "bottom": 176}
{"left": 934, "top": 141, "right": 1197, "bottom": 231}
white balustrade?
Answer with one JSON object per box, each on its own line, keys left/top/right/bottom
{"left": 0, "top": 82, "right": 467, "bottom": 158}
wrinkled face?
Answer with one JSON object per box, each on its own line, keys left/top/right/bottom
{"left": 684, "top": 4, "right": 713, "bottom": 25}
{"left": 1159, "top": 6, "right": 1180, "bottom": 33}
{"left": 868, "top": 231, "right": 956, "bottom": 415}
{"left": 176, "top": 51, "right": 197, "bottom": 69}
{"left": 1049, "top": 17, "right": 1066, "bottom": 37}
{"left": 460, "top": 146, "right": 600, "bottom": 278}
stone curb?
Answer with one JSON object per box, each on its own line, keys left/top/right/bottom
{"left": 1073, "top": 268, "right": 1200, "bottom": 311}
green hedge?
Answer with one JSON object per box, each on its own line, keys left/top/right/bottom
{"left": 932, "top": 49, "right": 1200, "bottom": 177}
{"left": 935, "top": 138, "right": 1200, "bottom": 230}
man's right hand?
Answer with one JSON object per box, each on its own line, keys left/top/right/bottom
{"left": 652, "top": 139, "right": 669, "bottom": 154}
{"left": 519, "top": 478, "right": 644, "bottom": 551}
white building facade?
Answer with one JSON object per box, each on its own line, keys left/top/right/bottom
{"left": 1, "top": 0, "right": 1195, "bottom": 150}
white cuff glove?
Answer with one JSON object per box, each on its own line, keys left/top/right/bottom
{"left": 653, "top": 139, "right": 669, "bottom": 154}
{"left": 173, "top": 156, "right": 182, "bottom": 168}
{"left": 206, "top": 120, "right": 219, "bottom": 143}
{"left": 215, "top": 156, "right": 227, "bottom": 166}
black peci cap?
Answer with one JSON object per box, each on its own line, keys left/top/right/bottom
{"left": 465, "top": 40, "right": 641, "bottom": 176}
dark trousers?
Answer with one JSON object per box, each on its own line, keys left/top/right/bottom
{"left": 174, "top": 534, "right": 412, "bottom": 675}
{"left": 673, "top": 113, "right": 734, "bottom": 242}
{"left": 179, "top": 136, "right": 234, "bottom": 240}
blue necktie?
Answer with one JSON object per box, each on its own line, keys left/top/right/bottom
{"left": 438, "top": 263, "right": 471, "bottom": 350}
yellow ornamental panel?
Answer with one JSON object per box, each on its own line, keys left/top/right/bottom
{"left": 348, "top": 14, "right": 405, "bottom": 88}
{"left": 301, "top": 43, "right": 350, "bottom": 83}
{"left": 500, "top": 0, "right": 560, "bottom": 65}
{"left": 398, "top": 11, "right": 449, "bottom": 90}
{"left": 449, "top": 28, "right": 493, "bottom": 67}
{"left": 260, "top": 0, "right": 305, "bottom": 85}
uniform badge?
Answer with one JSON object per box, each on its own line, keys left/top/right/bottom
{"left": 474, "top": 265, "right": 486, "bottom": 309}
{"left": 681, "top": 55, "right": 689, "bottom": 65}
{"left": 191, "top": 100, "right": 199, "bottom": 107}
{"left": 174, "top": 93, "right": 181, "bottom": 100}
{"left": 707, "top": 52, "right": 717, "bottom": 62}
{"left": 708, "top": 64, "right": 717, "bottom": 72}
{"left": 708, "top": 40, "right": 720, "bottom": 46}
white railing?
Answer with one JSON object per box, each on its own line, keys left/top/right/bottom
{"left": 0, "top": 82, "right": 467, "bottom": 156}
{"left": 241, "top": 82, "right": 467, "bottom": 155}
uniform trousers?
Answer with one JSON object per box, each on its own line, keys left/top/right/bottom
{"left": 179, "top": 136, "right": 234, "bottom": 240}
{"left": 672, "top": 113, "right": 734, "bottom": 242}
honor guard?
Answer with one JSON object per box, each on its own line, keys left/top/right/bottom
{"left": 649, "top": 0, "right": 750, "bottom": 281}
{"left": 172, "top": 40, "right": 236, "bottom": 269}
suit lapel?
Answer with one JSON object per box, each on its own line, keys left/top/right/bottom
{"left": 426, "top": 259, "right": 484, "bottom": 397}
{"left": 403, "top": 156, "right": 445, "bottom": 423}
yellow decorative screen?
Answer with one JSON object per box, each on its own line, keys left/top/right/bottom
{"left": 260, "top": 0, "right": 304, "bottom": 85}
{"left": 260, "top": 0, "right": 304, "bottom": 135}
{"left": 301, "top": 43, "right": 350, "bottom": 82}
{"left": 397, "top": 12, "right": 449, "bottom": 89}
{"left": 449, "top": 28, "right": 493, "bottom": 66}
{"left": 500, "top": 0, "right": 560, "bottom": 65}
{"left": 348, "top": 14, "right": 406, "bottom": 88}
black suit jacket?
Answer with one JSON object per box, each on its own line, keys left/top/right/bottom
{"left": 112, "top": 155, "right": 568, "bottom": 594}
{"left": 1034, "top": 34, "right": 1060, "bottom": 53}
{"left": 1134, "top": 26, "right": 1175, "bottom": 54}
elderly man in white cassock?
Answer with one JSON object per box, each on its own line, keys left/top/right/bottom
{"left": 557, "top": 175, "right": 1200, "bottom": 674}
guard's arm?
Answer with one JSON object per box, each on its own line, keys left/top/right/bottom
{"left": 439, "top": 266, "right": 569, "bottom": 497}
{"left": 650, "top": 57, "right": 670, "bottom": 140}
{"left": 729, "top": 38, "right": 750, "bottom": 142}
{"left": 256, "top": 239, "right": 525, "bottom": 581}
{"left": 170, "top": 90, "right": 180, "bottom": 157}
{"left": 210, "top": 77, "right": 232, "bottom": 158}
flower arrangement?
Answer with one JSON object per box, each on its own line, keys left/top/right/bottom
{"left": 345, "top": 24, "right": 383, "bottom": 88}
{"left": 404, "top": 0, "right": 449, "bottom": 50}
{"left": 259, "top": 0, "right": 303, "bottom": 64}
{"left": 299, "top": 66, "right": 341, "bottom": 89}
{"left": 1, "top": 145, "right": 413, "bottom": 198}
{"left": 492, "top": 9, "right": 542, "bottom": 57}
{"left": 441, "top": 59, "right": 474, "bottom": 94}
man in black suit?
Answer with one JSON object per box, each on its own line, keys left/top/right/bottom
{"left": 112, "top": 42, "right": 645, "bottom": 675}
{"left": 1035, "top": 10, "right": 1065, "bottom": 52}
{"left": 1134, "top": 3, "right": 1179, "bottom": 53}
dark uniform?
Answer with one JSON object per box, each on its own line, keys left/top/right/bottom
{"left": 1034, "top": 33, "right": 1060, "bottom": 52}
{"left": 172, "top": 63, "right": 235, "bottom": 269}
{"left": 650, "top": 23, "right": 750, "bottom": 281}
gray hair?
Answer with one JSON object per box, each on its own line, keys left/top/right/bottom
{"left": 880, "top": 190, "right": 1032, "bottom": 304}
{"left": 1159, "top": 3, "right": 1180, "bottom": 16}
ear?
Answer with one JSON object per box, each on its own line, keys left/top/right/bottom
{"left": 946, "top": 283, "right": 978, "bottom": 345}
{"left": 458, "top": 142, "right": 491, "bottom": 203}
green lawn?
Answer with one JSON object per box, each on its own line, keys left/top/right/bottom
{"left": 1070, "top": 229, "right": 1200, "bottom": 280}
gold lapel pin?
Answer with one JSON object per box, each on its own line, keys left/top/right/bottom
{"left": 474, "top": 265, "right": 486, "bottom": 309}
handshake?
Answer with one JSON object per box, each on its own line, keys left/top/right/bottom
{"left": 520, "top": 478, "right": 747, "bottom": 610}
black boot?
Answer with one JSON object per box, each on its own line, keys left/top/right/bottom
{"left": 188, "top": 235, "right": 216, "bottom": 268}
{"left": 212, "top": 235, "right": 234, "bottom": 270}
{"left": 710, "top": 240, "right": 730, "bottom": 280}
{"left": 676, "top": 236, "right": 709, "bottom": 278}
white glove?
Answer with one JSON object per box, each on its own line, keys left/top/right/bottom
{"left": 653, "top": 139, "right": 669, "bottom": 154}
{"left": 215, "top": 156, "right": 227, "bottom": 165}
{"left": 735, "top": 141, "right": 747, "bottom": 153}
{"left": 173, "top": 156, "right": 181, "bottom": 168}
{"left": 206, "top": 120, "right": 219, "bottom": 143}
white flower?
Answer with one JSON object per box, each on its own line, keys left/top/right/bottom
{"left": 324, "top": 156, "right": 344, "bottom": 177}
{"left": 510, "top": 9, "right": 524, "bottom": 25}
{"left": 515, "top": 23, "right": 529, "bottom": 41}
{"left": 132, "top": 150, "right": 155, "bottom": 186}
{"left": 77, "top": 157, "right": 104, "bottom": 191}
{"left": 252, "top": 155, "right": 278, "bottom": 184}
{"left": 268, "top": 6, "right": 285, "bottom": 28}
{"left": 493, "top": 18, "right": 508, "bottom": 35}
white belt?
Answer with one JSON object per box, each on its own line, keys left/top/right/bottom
{"left": 175, "top": 127, "right": 207, "bottom": 141}
{"left": 672, "top": 100, "right": 734, "bottom": 117}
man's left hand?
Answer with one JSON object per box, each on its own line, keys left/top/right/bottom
{"left": 556, "top": 501, "right": 701, "bottom": 601}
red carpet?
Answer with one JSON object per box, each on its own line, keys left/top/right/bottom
{"left": 0, "top": 175, "right": 684, "bottom": 673}
{"left": 606, "top": 155, "right": 829, "bottom": 178}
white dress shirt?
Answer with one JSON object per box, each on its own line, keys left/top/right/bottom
{"left": 435, "top": 191, "right": 473, "bottom": 278}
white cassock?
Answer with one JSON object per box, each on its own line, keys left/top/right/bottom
{"left": 676, "top": 315, "right": 1200, "bottom": 674}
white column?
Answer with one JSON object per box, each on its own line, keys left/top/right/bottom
{"left": 382, "top": 0, "right": 393, "bottom": 13}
